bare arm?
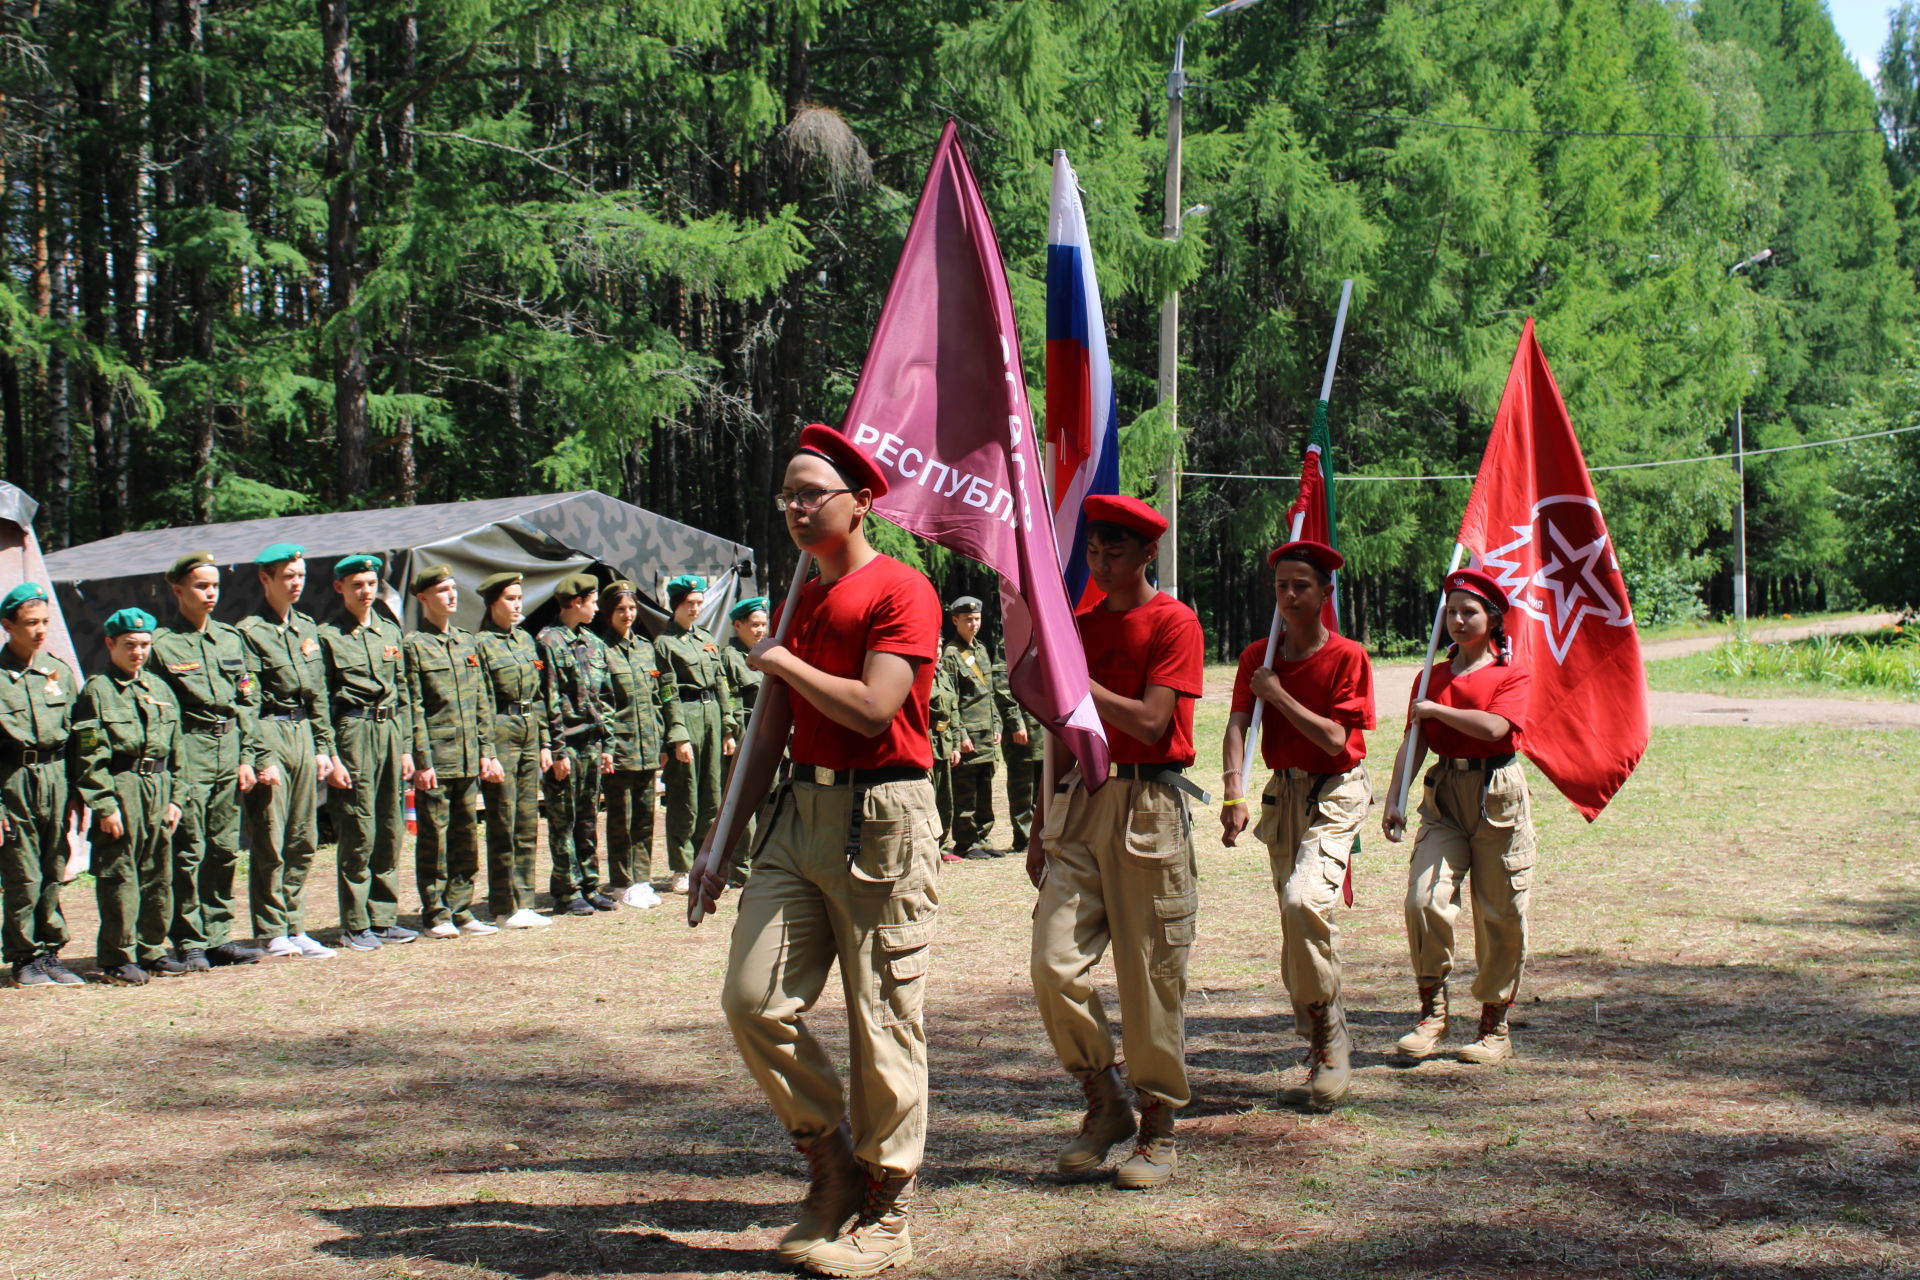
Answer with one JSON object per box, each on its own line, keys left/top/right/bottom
{"left": 1220, "top": 710, "right": 1253, "bottom": 847}
{"left": 1412, "top": 700, "right": 1511, "bottom": 741}
{"left": 1382, "top": 725, "right": 1432, "bottom": 842}
{"left": 752, "top": 644, "right": 921, "bottom": 739}
{"left": 1089, "top": 680, "right": 1179, "bottom": 747}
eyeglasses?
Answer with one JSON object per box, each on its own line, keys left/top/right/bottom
{"left": 773, "top": 488, "right": 853, "bottom": 514}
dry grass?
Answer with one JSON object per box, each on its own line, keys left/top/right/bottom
{"left": 2, "top": 696, "right": 1916, "bottom": 1279}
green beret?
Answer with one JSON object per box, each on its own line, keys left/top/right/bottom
{"left": 604, "top": 579, "right": 639, "bottom": 597}
{"left": 409, "top": 564, "right": 454, "bottom": 595}
{"left": 555, "top": 572, "right": 600, "bottom": 601}
{"left": 947, "top": 595, "right": 983, "bottom": 614}
{"left": 255, "top": 542, "right": 306, "bottom": 567}
{"left": 333, "top": 553, "right": 383, "bottom": 580}
{"left": 104, "top": 607, "right": 157, "bottom": 638}
{"left": 166, "top": 550, "right": 216, "bottom": 583}
{"left": 666, "top": 574, "right": 707, "bottom": 601}
{"left": 729, "top": 596, "right": 770, "bottom": 622}
{"left": 0, "top": 582, "right": 49, "bottom": 617}
{"left": 478, "top": 571, "right": 523, "bottom": 600}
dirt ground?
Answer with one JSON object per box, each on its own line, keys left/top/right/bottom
{"left": 1, "top": 673, "right": 1915, "bottom": 1279}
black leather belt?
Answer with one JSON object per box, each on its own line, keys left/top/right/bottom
{"left": 678, "top": 686, "right": 717, "bottom": 703}
{"left": 1, "top": 743, "right": 66, "bottom": 766}
{"left": 261, "top": 708, "right": 309, "bottom": 722}
{"left": 1438, "top": 753, "right": 1516, "bottom": 771}
{"left": 109, "top": 754, "right": 168, "bottom": 776}
{"left": 795, "top": 764, "right": 926, "bottom": 787}
{"left": 1060, "top": 761, "right": 1211, "bottom": 805}
{"left": 499, "top": 700, "right": 538, "bottom": 716}
{"left": 339, "top": 704, "right": 398, "bottom": 722}
{"left": 1111, "top": 762, "right": 1185, "bottom": 781}
{"left": 187, "top": 717, "right": 234, "bottom": 737}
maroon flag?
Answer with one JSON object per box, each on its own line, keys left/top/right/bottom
{"left": 843, "top": 121, "right": 1109, "bottom": 783}
{"left": 1458, "top": 320, "right": 1648, "bottom": 819}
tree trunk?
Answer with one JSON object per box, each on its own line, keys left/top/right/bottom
{"left": 320, "top": 0, "right": 368, "bottom": 500}
{"left": 392, "top": 2, "right": 418, "bottom": 504}
{"left": 46, "top": 167, "right": 72, "bottom": 549}
{"left": 184, "top": 0, "right": 216, "bottom": 522}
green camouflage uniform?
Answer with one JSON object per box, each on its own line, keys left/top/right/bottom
{"left": 993, "top": 659, "right": 1046, "bottom": 849}
{"left": 476, "top": 620, "right": 548, "bottom": 916}
{"left": 73, "top": 666, "right": 182, "bottom": 968}
{"left": 151, "top": 615, "right": 260, "bottom": 950}
{"left": 721, "top": 636, "right": 763, "bottom": 883}
{"left": 603, "top": 628, "right": 675, "bottom": 890}
{"left": 0, "top": 647, "right": 79, "bottom": 966}
{"left": 317, "top": 609, "right": 413, "bottom": 933}
{"left": 930, "top": 660, "right": 958, "bottom": 848}
{"left": 941, "top": 637, "right": 1001, "bottom": 852}
{"left": 655, "top": 624, "right": 736, "bottom": 875}
{"left": 236, "top": 605, "right": 332, "bottom": 940}
{"left": 538, "top": 621, "right": 613, "bottom": 902}
{"left": 407, "top": 620, "right": 495, "bottom": 927}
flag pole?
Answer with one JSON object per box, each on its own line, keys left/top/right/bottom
{"left": 1389, "top": 542, "right": 1466, "bottom": 833}
{"left": 1241, "top": 279, "right": 1353, "bottom": 792}
{"left": 689, "top": 550, "right": 813, "bottom": 926}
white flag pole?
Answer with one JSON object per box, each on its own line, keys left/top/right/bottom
{"left": 689, "top": 551, "right": 813, "bottom": 926}
{"left": 1389, "top": 542, "right": 1467, "bottom": 832}
{"left": 1241, "top": 280, "right": 1353, "bottom": 792}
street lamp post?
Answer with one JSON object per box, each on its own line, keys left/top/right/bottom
{"left": 1156, "top": 0, "right": 1268, "bottom": 600}
{"left": 1727, "top": 248, "right": 1771, "bottom": 625}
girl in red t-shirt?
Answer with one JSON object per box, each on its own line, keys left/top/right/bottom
{"left": 1381, "top": 568, "right": 1536, "bottom": 1066}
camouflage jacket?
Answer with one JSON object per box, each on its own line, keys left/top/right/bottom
{"left": 316, "top": 608, "right": 415, "bottom": 746}
{"left": 151, "top": 615, "right": 262, "bottom": 767}
{"left": 235, "top": 606, "right": 334, "bottom": 755}
{"left": 993, "top": 660, "right": 1044, "bottom": 761}
{"left": 602, "top": 628, "right": 674, "bottom": 770}
{"left": 537, "top": 623, "right": 613, "bottom": 750}
{"left": 475, "top": 621, "right": 550, "bottom": 752}
{"left": 654, "top": 625, "right": 737, "bottom": 744}
{"left": 73, "top": 668, "right": 183, "bottom": 816}
{"left": 941, "top": 638, "right": 1001, "bottom": 762}
{"left": 406, "top": 622, "right": 495, "bottom": 778}
{"left": 723, "top": 637, "right": 762, "bottom": 722}
{"left": 0, "top": 644, "right": 79, "bottom": 762}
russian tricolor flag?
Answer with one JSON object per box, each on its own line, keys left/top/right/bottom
{"left": 1045, "top": 151, "right": 1121, "bottom": 611}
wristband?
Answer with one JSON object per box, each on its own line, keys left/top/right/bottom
{"left": 1220, "top": 796, "right": 1248, "bottom": 807}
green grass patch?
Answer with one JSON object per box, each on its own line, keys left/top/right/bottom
{"left": 1649, "top": 627, "right": 1920, "bottom": 700}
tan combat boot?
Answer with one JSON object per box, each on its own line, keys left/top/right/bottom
{"left": 1305, "top": 1000, "right": 1353, "bottom": 1108}
{"left": 777, "top": 1123, "right": 865, "bottom": 1267}
{"left": 804, "top": 1172, "right": 915, "bottom": 1278}
{"left": 1113, "top": 1097, "right": 1176, "bottom": 1189}
{"left": 1395, "top": 982, "right": 1449, "bottom": 1058}
{"left": 1456, "top": 1003, "right": 1514, "bottom": 1064}
{"left": 1056, "top": 1065, "right": 1137, "bottom": 1175}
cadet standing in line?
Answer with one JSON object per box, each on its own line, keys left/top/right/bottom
{"left": 940, "top": 597, "right": 1001, "bottom": 858}
{"left": 151, "top": 552, "right": 263, "bottom": 970}
{"left": 993, "top": 657, "right": 1045, "bottom": 855}
{"left": 930, "top": 656, "right": 959, "bottom": 861}
{"left": 655, "top": 575, "right": 736, "bottom": 895}
{"left": 1382, "top": 568, "right": 1535, "bottom": 1066}
{"left": 237, "top": 543, "right": 338, "bottom": 960}
{"left": 719, "top": 595, "right": 767, "bottom": 885}
{"left": 1220, "top": 540, "right": 1375, "bottom": 1109}
{"left": 600, "top": 579, "right": 674, "bottom": 906}
{"left": 1030, "top": 494, "right": 1205, "bottom": 1190}
{"left": 695, "top": 424, "right": 943, "bottom": 1278}
{"left": 318, "top": 553, "right": 419, "bottom": 952}
{"left": 73, "top": 608, "right": 183, "bottom": 985}
{"left": 407, "top": 565, "right": 503, "bottom": 939}
{"left": 538, "top": 573, "right": 616, "bottom": 916}
{"left": 474, "top": 573, "right": 553, "bottom": 929}
{"left": 0, "top": 584, "right": 86, "bottom": 988}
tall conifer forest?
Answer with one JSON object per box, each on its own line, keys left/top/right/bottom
{"left": 3, "top": 0, "right": 1917, "bottom": 653}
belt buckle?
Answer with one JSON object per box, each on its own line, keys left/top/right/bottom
{"left": 811, "top": 765, "right": 836, "bottom": 786}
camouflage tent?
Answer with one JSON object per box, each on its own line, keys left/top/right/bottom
{"left": 0, "top": 483, "right": 81, "bottom": 673}
{"left": 45, "top": 490, "right": 758, "bottom": 670}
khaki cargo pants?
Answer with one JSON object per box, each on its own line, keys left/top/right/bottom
{"left": 1031, "top": 770, "right": 1198, "bottom": 1109}
{"left": 721, "top": 776, "right": 941, "bottom": 1177}
{"left": 1254, "top": 764, "right": 1370, "bottom": 1035}
{"left": 1404, "top": 760, "right": 1534, "bottom": 1005}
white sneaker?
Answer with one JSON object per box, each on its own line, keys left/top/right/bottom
{"left": 621, "top": 883, "right": 662, "bottom": 909}
{"left": 503, "top": 909, "right": 550, "bottom": 929}
{"left": 265, "top": 936, "right": 301, "bottom": 958}
{"left": 671, "top": 873, "right": 691, "bottom": 895}
{"left": 460, "top": 919, "right": 501, "bottom": 936}
{"left": 290, "top": 933, "right": 338, "bottom": 959}
{"left": 426, "top": 922, "right": 461, "bottom": 939}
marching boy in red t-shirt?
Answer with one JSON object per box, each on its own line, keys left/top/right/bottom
{"left": 1221, "top": 540, "right": 1375, "bottom": 1109}
{"left": 1030, "top": 495, "right": 1205, "bottom": 1190}
{"left": 692, "top": 425, "right": 942, "bottom": 1278}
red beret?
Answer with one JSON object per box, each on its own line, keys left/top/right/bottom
{"left": 797, "top": 423, "right": 888, "bottom": 499}
{"left": 1267, "top": 540, "right": 1345, "bottom": 573}
{"left": 1445, "top": 567, "right": 1509, "bottom": 610}
{"left": 1083, "top": 494, "right": 1168, "bottom": 540}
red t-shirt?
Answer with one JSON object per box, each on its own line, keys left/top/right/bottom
{"left": 1412, "top": 654, "right": 1530, "bottom": 757}
{"left": 774, "top": 554, "right": 940, "bottom": 770}
{"left": 1079, "top": 592, "right": 1205, "bottom": 766}
{"left": 1231, "top": 633, "right": 1374, "bottom": 772}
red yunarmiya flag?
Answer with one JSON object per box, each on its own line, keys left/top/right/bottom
{"left": 1457, "top": 319, "right": 1648, "bottom": 820}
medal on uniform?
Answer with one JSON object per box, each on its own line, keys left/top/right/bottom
{"left": 302, "top": 638, "right": 318, "bottom": 656}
